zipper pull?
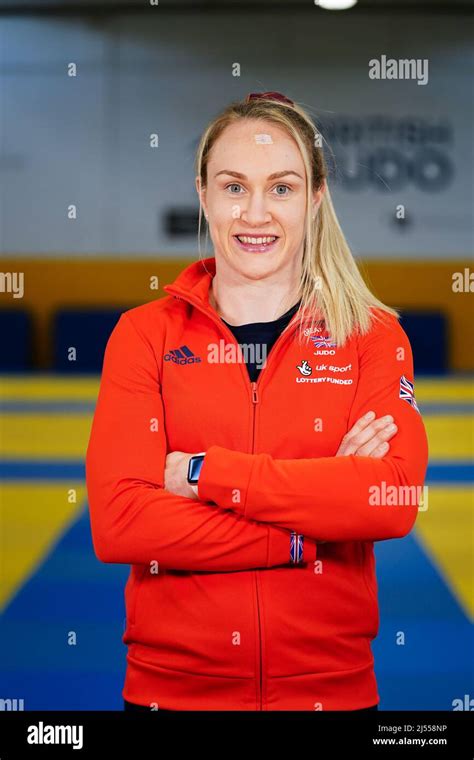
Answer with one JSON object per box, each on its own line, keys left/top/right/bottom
{"left": 251, "top": 382, "right": 259, "bottom": 403}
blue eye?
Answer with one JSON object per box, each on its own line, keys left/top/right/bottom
{"left": 224, "top": 183, "right": 292, "bottom": 196}
{"left": 273, "top": 184, "right": 292, "bottom": 196}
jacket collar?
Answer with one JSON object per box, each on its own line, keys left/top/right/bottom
{"left": 163, "top": 256, "right": 324, "bottom": 330}
{"left": 163, "top": 257, "right": 216, "bottom": 308}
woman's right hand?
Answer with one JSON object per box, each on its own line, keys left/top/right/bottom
{"left": 336, "top": 411, "right": 398, "bottom": 458}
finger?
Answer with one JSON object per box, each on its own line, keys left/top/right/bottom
{"left": 348, "top": 415, "right": 394, "bottom": 448}
{"left": 337, "top": 414, "right": 392, "bottom": 456}
{"left": 342, "top": 415, "right": 395, "bottom": 455}
{"left": 336, "top": 412, "right": 375, "bottom": 455}
{"left": 355, "top": 423, "right": 398, "bottom": 457}
{"left": 344, "top": 410, "right": 376, "bottom": 440}
{"left": 365, "top": 441, "right": 390, "bottom": 458}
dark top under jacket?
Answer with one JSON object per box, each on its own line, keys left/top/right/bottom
{"left": 222, "top": 300, "right": 302, "bottom": 382}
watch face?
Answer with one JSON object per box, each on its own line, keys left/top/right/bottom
{"left": 188, "top": 455, "right": 204, "bottom": 484}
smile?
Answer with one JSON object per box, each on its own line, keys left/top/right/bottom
{"left": 233, "top": 235, "right": 280, "bottom": 253}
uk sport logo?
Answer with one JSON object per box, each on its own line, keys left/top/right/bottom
{"left": 399, "top": 375, "right": 420, "bottom": 413}
{"left": 164, "top": 345, "right": 202, "bottom": 365}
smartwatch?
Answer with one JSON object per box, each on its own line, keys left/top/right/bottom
{"left": 187, "top": 452, "right": 206, "bottom": 485}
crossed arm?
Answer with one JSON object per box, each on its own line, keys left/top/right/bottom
{"left": 86, "top": 312, "right": 315, "bottom": 571}
{"left": 86, "top": 310, "right": 428, "bottom": 572}
{"left": 194, "top": 314, "right": 428, "bottom": 543}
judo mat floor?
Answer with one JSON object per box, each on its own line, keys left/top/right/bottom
{"left": 0, "top": 375, "right": 472, "bottom": 710}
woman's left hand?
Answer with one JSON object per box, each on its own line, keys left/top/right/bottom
{"left": 164, "top": 451, "right": 200, "bottom": 499}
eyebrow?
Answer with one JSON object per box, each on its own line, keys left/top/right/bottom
{"left": 214, "top": 169, "right": 304, "bottom": 181}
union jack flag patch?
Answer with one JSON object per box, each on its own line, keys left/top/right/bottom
{"left": 290, "top": 531, "right": 304, "bottom": 564}
{"left": 311, "top": 334, "right": 337, "bottom": 348}
{"left": 399, "top": 375, "right": 420, "bottom": 413}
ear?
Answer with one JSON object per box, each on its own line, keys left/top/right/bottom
{"left": 195, "top": 176, "right": 207, "bottom": 217}
{"left": 313, "top": 179, "right": 326, "bottom": 206}
{"left": 311, "top": 180, "right": 326, "bottom": 216}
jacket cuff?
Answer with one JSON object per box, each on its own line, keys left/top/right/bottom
{"left": 303, "top": 537, "right": 318, "bottom": 564}
{"left": 198, "top": 445, "right": 254, "bottom": 516}
{"left": 267, "top": 529, "right": 294, "bottom": 567}
{"left": 267, "top": 531, "right": 318, "bottom": 567}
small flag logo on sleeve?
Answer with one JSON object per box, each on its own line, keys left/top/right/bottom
{"left": 399, "top": 375, "right": 420, "bottom": 413}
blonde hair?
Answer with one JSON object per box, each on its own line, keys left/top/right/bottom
{"left": 195, "top": 95, "right": 400, "bottom": 346}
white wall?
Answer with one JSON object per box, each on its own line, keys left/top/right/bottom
{"left": 0, "top": 9, "right": 472, "bottom": 257}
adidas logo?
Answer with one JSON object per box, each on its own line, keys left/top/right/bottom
{"left": 164, "top": 345, "right": 202, "bottom": 365}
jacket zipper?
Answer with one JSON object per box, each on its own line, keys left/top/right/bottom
{"left": 164, "top": 285, "right": 305, "bottom": 403}
{"left": 164, "top": 285, "right": 307, "bottom": 710}
{"left": 250, "top": 381, "right": 263, "bottom": 708}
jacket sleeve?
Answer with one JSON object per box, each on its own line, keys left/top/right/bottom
{"left": 197, "top": 310, "right": 429, "bottom": 542}
{"left": 85, "top": 311, "right": 317, "bottom": 570}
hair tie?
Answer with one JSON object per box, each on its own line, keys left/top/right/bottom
{"left": 245, "top": 91, "right": 295, "bottom": 107}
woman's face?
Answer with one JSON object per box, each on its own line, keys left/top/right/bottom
{"left": 196, "top": 119, "right": 324, "bottom": 279}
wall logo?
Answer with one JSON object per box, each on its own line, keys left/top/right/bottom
{"left": 319, "top": 115, "right": 454, "bottom": 194}
{"left": 164, "top": 345, "right": 201, "bottom": 365}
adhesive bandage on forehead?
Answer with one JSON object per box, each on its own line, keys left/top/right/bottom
{"left": 254, "top": 134, "right": 274, "bottom": 144}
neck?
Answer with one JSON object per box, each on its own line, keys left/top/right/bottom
{"left": 209, "top": 255, "right": 302, "bottom": 326}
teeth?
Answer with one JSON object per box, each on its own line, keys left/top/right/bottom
{"left": 236, "top": 236, "right": 277, "bottom": 245}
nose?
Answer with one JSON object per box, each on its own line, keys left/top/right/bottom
{"left": 240, "top": 191, "right": 271, "bottom": 227}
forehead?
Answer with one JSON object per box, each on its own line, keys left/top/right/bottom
{"left": 208, "top": 119, "right": 305, "bottom": 176}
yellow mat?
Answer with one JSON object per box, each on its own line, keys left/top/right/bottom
{"left": 1, "top": 484, "right": 86, "bottom": 609}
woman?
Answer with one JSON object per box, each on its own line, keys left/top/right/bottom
{"left": 86, "top": 92, "right": 429, "bottom": 712}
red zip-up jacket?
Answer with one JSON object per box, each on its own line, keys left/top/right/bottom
{"left": 85, "top": 256, "right": 429, "bottom": 711}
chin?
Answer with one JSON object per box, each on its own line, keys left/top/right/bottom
{"left": 235, "top": 253, "right": 287, "bottom": 279}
